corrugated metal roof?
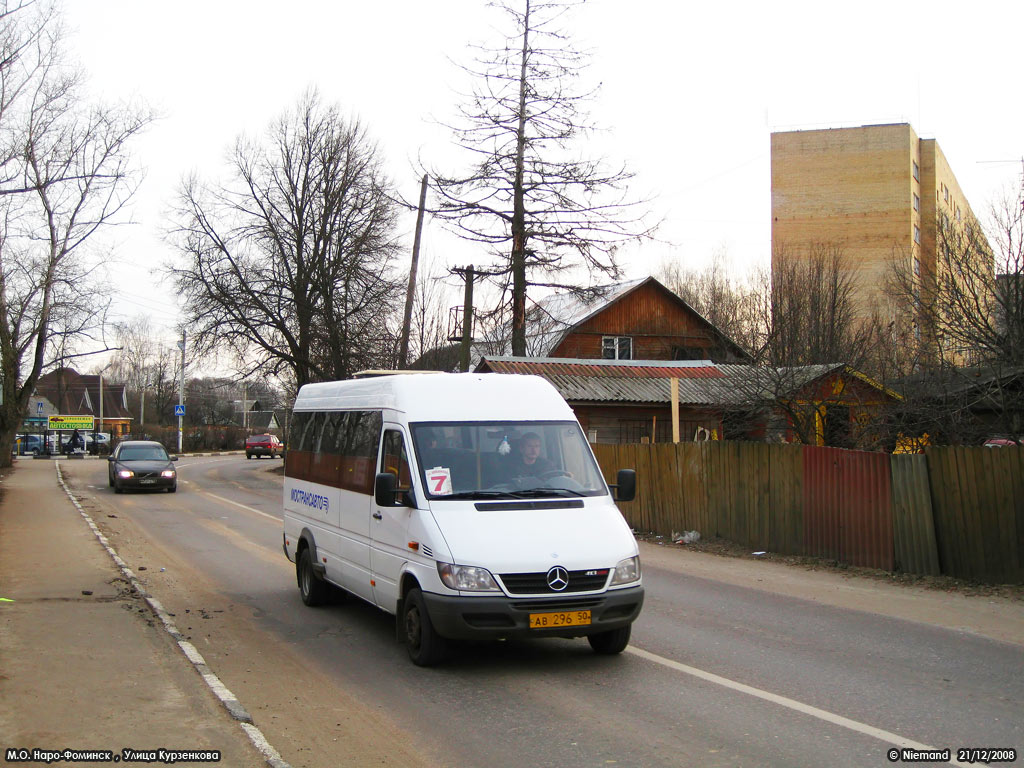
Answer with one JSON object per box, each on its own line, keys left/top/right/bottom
{"left": 543, "top": 374, "right": 747, "bottom": 406}
{"left": 481, "top": 357, "right": 725, "bottom": 380}
{"left": 475, "top": 357, "right": 886, "bottom": 408}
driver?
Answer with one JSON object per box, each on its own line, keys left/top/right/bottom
{"left": 506, "top": 432, "right": 554, "bottom": 479}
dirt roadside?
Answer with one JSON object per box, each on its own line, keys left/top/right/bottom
{"left": 0, "top": 460, "right": 268, "bottom": 766}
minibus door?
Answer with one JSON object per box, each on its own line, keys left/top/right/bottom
{"left": 371, "top": 427, "right": 416, "bottom": 610}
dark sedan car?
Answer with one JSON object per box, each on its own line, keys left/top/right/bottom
{"left": 108, "top": 440, "right": 178, "bottom": 493}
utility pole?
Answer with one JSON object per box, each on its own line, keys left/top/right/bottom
{"left": 177, "top": 331, "right": 186, "bottom": 453}
{"left": 399, "top": 174, "right": 429, "bottom": 369}
{"left": 139, "top": 372, "right": 146, "bottom": 438}
{"left": 458, "top": 265, "right": 475, "bottom": 372}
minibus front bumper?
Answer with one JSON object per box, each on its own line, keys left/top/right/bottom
{"left": 421, "top": 585, "right": 644, "bottom": 640}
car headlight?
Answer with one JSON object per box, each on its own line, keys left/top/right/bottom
{"left": 609, "top": 555, "right": 641, "bottom": 586}
{"left": 437, "top": 562, "right": 500, "bottom": 592}
{"left": 160, "top": 470, "right": 176, "bottom": 478}
{"left": 118, "top": 470, "right": 134, "bottom": 479}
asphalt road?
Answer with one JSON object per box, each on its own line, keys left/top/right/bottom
{"left": 58, "top": 455, "right": 1023, "bottom": 768}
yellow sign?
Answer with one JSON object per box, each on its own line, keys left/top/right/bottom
{"left": 48, "top": 415, "right": 95, "bottom": 431}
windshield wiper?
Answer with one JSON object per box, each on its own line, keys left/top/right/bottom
{"left": 439, "top": 490, "right": 520, "bottom": 500}
{"left": 508, "top": 488, "right": 587, "bottom": 498}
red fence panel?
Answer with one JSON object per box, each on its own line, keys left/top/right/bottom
{"left": 802, "top": 446, "right": 894, "bottom": 570}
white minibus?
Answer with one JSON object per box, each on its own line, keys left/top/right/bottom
{"left": 282, "top": 373, "right": 643, "bottom": 665}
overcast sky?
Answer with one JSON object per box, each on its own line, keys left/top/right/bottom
{"left": 64, "top": 0, "right": 1024, "bottom": 360}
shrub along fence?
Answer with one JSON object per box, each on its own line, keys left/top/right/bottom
{"left": 591, "top": 442, "right": 1024, "bottom": 584}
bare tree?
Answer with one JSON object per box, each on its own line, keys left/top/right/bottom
{"left": 0, "top": 1, "right": 151, "bottom": 466}
{"left": 713, "top": 243, "right": 897, "bottom": 448}
{"left": 169, "top": 91, "right": 403, "bottom": 387}
{"left": 656, "top": 249, "right": 769, "bottom": 357}
{"left": 428, "top": 0, "right": 655, "bottom": 356}
{"left": 884, "top": 189, "right": 1024, "bottom": 444}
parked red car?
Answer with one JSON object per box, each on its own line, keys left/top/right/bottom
{"left": 246, "top": 434, "right": 283, "bottom": 459}
{"left": 983, "top": 437, "right": 1021, "bottom": 448}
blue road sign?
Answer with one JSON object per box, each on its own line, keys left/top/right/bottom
{"left": 36, "top": 402, "right": 43, "bottom": 414}
{"left": 174, "top": 404, "right": 186, "bottom": 417}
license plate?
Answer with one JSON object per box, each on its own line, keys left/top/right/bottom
{"left": 529, "top": 610, "right": 591, "bottom": 629}
{"left": 140, "top": 478, "right": 156, "bottom": 484}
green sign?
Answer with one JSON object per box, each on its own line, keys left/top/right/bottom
{"left": 48, "top": 415, "right": 95, "bottom": 431}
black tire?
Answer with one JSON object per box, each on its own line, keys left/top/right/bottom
{"left": 246, "top": 453, "right": 252, "bottom": 460}
{"left": 167, "top": 484, "right": 177, "bottom": 493}
{"left": 587, "top": 625, "right": 632, "bottom": 655}
{"left": 114, "top": 482, "right": 123, "bottom": 494}
{"left": 403, "top": 587, "right": 447, "bottom": 666}
{"left": 298, "top": 547, "right": 329, "bottom": 607}
{"left": 108, "top": 473, "right": 113, "bottom": 487}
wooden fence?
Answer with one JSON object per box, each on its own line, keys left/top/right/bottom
{"left": 591, "top": 442, "right": 1024, "bottom": 584}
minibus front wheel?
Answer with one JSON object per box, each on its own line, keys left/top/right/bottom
{"left": 587, "top": 625, "right": 632, "bottom": 655}
{"left": 403, "top": 587, "right": 447, "bottom": 667}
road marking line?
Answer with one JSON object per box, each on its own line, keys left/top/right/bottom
{"left": 626, "top": 646, "right": 968, "bottom": 765}
{"left": 202, "top": 492, "right": 280, "bottom": 523}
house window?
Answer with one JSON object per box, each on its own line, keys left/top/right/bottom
{"left": 913, "top": 193, "right": 920, "bottom": 212}
{"left": 914, "top": 225, "right": 921, "bottom": 244}
{"left": 912, "top": 161, "right": 920, "bottom": 181}
{"left": 602, "top": 336, "right": 632, "bottom": 360}
{"left": 913, "top": 257, "right": 921, "bottom": 276}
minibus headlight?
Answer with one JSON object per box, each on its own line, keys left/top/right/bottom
{"left": 437, "top": 562, "right": 500, "bottom": 592}
{"left": 610, "top": 555, "right": 641, "bottom": 586}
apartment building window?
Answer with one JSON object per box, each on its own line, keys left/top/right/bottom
{"left": 943, "top": 184, "right": 949, "bottom": 203}
{"left": 914, "top": 225, "right": 921, "bottom": 244}
{"left": 912, "top": 161, "right": 920, "bottom": 181}
{"left": 602, "top": 336, "right": 632, "bottom": 360}
{"left": 913, "top": 193, "right": 920, "bottom": 212}
{"left": 913, "top": 257, "right": 921, "bottom": 276}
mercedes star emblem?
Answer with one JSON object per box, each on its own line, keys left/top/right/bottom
{"left": 546, "top": 566, "right": 569, "bottom": 592}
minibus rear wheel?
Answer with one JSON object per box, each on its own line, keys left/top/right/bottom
{"left": 587, "top": 625, "right": 631, "bottom": 655}
{"left": 298, "top": 548, "right": 329, "bottom": 606}
{"left": 403, "top": 587, "right": 447, "bottom": 666}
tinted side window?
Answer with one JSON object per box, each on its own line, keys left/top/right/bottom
{"left": 381, "top": 430, "right": 412, "bottom": 490}
{"left": 338, "top": 411, "right": 382, "bottom": 494}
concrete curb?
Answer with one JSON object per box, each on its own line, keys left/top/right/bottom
{"left": 54, "top": 462, "right": 291, "bottom": 768}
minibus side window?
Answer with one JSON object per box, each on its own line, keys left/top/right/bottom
{"left": 381, "top": 430, "right": 412, "bottom": 490}
{"left": 338, "top": 410, "right": 382, "bottom": 494}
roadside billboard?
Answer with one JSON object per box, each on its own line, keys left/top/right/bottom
{"left": 48, "top": 415, "right": 95, "bottom": 431}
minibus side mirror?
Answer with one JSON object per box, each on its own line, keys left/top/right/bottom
{"left": 375, "top": 472, "right": 407, "bottom": 507}
{"left": 609, "top": 469, "right": 636, "bottom": 502}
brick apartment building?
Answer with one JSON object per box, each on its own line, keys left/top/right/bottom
{"left": 771, "top": 123, "right": 991, "bottom": 357}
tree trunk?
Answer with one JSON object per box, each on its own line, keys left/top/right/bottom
{"left": 510, "top": 0, "right": 531, "bottom": 358}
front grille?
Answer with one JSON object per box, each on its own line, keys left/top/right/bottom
{"left": 136, "top": 471, "right": 157, "bottom": 479}
{"left": 511, "top": 597, "right": 604, "bottom": 612}
{"left": 500, "top": 569, "right": 610, "bottom": 595}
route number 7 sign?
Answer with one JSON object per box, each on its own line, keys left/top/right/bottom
{"left": 426, "top": 467, "right": 453, "bottom": 496}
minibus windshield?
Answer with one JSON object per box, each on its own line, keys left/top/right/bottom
{"left": 411, "top": 421, "right": 607, "bottom": 499}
